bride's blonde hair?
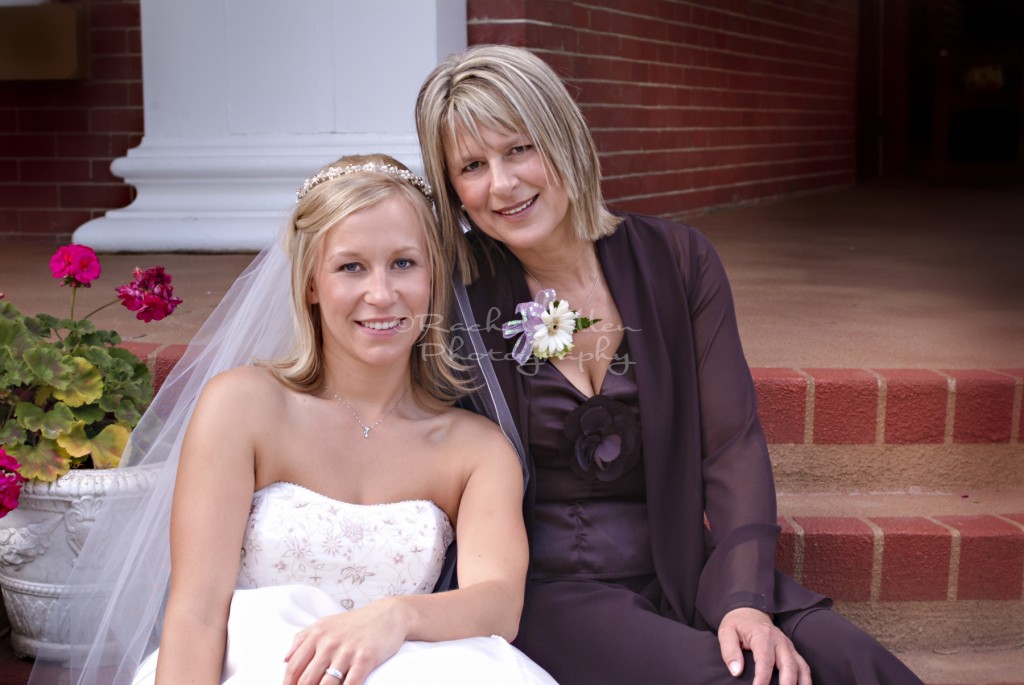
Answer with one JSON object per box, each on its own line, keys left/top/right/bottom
{"left": 267, "top": 153, "right": 469, "bottom": 403}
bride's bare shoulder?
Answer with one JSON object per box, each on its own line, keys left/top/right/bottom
{"left": 442, "top": 405, "right": 518, "bottom": 460}
{"left": 197, "top": 365, "right": 291, "bottom": 411}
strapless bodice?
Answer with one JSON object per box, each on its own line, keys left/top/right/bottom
{"left": 236, "top": 482, "right": 453, "bottom": 611}
{"left": 132, "top": 482, "right": 557, "bottom": 685}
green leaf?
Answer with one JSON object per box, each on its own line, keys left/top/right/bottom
{"left": 58, "top": 317, "right": 88, "bottom": 333}
{"left": 108, "top": 350, "right": 153, "bottom": 397}
{"left": 0, "top": 420, "right": 27, "bottom": 447}
{"left": 23, "top": 347, "right": 75, "bottom": 389}
{"left": 16, "top": 401, "right": 76, "bottom": 440}
{"left": 121, "top": 376, "right": 153, "bottom": 406}
{"left": 0, "top": 357, "right": 34, "bottom": 387}
{"left": 9, "top": 439, "right": 72, "bottom": 482}
{"left": 29, "top": 313, "right": 59, "bottom": 337}
{"left": 0, "top": 319, "right": 36, "bottom": 357}
{"left": 55, "top": 420, "right": 92, "bottom": 458}
{"left": 112, "top": 398, "right": 143, "bottom": 426}
{"left": 0, "top": 319, "right": 22, "bottom": 348}
{"left": 52, "top": 356, "right": 104, "bottom": 407}
{"left": 0, "top": 301, "right": 22, "bottom": 321}
{"left": 85, "top": 423, "right": 130, "bottom": 469}
{"left": 33, "top": 385, "right": 53, "bottom": 405}
{"left": 108, "top": 346, "right": 146, "bottom": 367}
{"left": 109, "top": 344, "right": 144, "bottom": 366}
{"left": 78, "top": 345, "right": 113, "bottom": 370}
{"left": 71, "top": 403, "right": 106, "bottom": 424}
{"left": 97, "top": 393, "right": 120, "bottom": 413}
{"left": 89, "top": 329, "right": 121, "bottom": 346}
{"left": 55, "top": 423, "right": 130, "bottom": 469}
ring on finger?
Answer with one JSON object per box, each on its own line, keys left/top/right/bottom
{"left": 325, "top": 666, "right": 344, "bottom": 681}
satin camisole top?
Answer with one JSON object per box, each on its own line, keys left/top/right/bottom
{"left": 525, "top": 342, "right": 653, "bottom": 580}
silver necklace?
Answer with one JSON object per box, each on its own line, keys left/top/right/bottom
{"left": 524, "top": 267, "right": 601, "bottom": 313}
{"left": 325, "top": 385, "right": 408, "bottom": 438}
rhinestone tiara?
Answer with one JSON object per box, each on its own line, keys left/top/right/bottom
{"left": 295, "top": 162, "right": 433, "bottom": 201}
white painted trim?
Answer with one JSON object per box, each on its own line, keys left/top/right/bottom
{"left": 75, "top": 0, "right": 467, "bottom": 252}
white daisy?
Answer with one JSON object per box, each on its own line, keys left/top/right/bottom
{"left": 532, "top": 300, "right": 578, "bottom": 360}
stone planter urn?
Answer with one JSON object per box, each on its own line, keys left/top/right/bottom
{"left": 0, "top": 465, "right": 159, "bottom": 658}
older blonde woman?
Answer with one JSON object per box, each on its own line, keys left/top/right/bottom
{"left": 415, "top": 45, "right": 923, "bottom": 685}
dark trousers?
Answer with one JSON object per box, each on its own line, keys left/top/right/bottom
{"left": 513, "top": 579, "right": 924, "bottom": 685}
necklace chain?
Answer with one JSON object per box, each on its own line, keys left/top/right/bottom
{"left": 325, "top": 385, "right": 408, "bottom": 439}
{"left": 524, "top": 267, "right": 601, "bottom": 313}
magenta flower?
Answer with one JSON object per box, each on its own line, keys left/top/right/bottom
{"left": 0, "top": 447, "right": 26, "bottom": 519}
{"left": 50, "top": 244, "right": 102, "bottom": 288}
{"left": 115, "top": 266, "right": 183, "bottom": 322}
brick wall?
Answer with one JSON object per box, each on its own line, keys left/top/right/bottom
{"left": 469, "top": 0, "right": 861, "bottom": 220}
{"left": 2, "top": 1, "right": 865, "bottom": 240}
{"left": 0, "top": 0, "right": 142, "bottom": 242}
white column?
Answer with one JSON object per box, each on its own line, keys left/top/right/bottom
{"left": 74, "top": 0, "right": 466, "bottom": 252}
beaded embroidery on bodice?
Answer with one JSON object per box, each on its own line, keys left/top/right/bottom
{"left": 236, "top": 482, "right": 454, "bottom": 611}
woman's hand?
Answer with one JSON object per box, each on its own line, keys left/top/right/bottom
{"left": 718, "top": 607, "right": 811, "bottom": 685}
{"left": 282, "top": 598, "right": 409, "bottom": 685}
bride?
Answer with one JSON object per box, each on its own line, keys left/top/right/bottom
{"left": 26, "top": 155, "right": 556, "bottom": 685}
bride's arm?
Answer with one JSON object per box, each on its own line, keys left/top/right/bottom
{"left": 402, "top": 419, "right": 528, "bottom": 640}
{"left": 282, "top": 416, "right": 527, "bottom": 685}
{"left": 155, "top": 368, "right": 263, "bottom": 685}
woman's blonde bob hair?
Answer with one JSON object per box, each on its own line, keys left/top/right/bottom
{"left": 416, "top": 44, "right": 620, "bottom": 283}
{"left": 265, "top": 153, "right": 469, "bottom": 403}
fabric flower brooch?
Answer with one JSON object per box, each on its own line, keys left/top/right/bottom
{"left": 502, "top": 289, "right": 599, "bottom": 365}
{"left": 562, "top": 395, "right": 641, "bottom": 482}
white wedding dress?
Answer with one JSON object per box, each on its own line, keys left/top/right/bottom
{"left": 131, "top": 482, "right": 557, "bottom": 684}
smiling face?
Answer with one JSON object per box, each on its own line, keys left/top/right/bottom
{"left": 309, "top": 195, "right": 431, "bottom": 372}
{"left": 445, "top": 125, "right": 572, "bottom": 255}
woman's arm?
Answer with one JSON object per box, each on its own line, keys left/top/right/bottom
{"left": 154, "top": 369, "right": 263, "bottom": 685}
{"left": 681, "top": 229, "right": 811, "bottom": 684}
{"left": 282, "top": 416, "right": 527, "bottom": 685}
{"left": 406, "top": 421, "right": 528, "bottom": 642}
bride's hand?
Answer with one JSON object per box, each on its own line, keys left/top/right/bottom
{"left": 282, "top": 597, "right": 408, "bottom": 685}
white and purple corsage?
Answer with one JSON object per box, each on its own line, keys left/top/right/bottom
{"left": 502, "top": 289, "right": 599, "bottom": 365}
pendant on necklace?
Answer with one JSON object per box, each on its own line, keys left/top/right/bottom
{"left": 326, "top": 385, "right": 408, "bottom": 439}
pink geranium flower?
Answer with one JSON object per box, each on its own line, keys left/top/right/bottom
{"left": 115, "top": 266, "right": 184, "bottom": 322}
{"left": 0, "top": 447, "right": 26, "bottom": 519}
{"left": 50, "top": 244, "right": 102, "bottom": 288}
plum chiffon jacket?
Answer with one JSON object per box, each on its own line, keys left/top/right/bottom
{"left": 463, "top": 213, "right": 827, "bottom": 629}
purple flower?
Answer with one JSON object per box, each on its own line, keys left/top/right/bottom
{"left": 0, "top": 447, "right": 26, "bottom": 519}
{"left": 562, "top": 395, "right": 641, "bottom": 482}
{"left": 115, "top": 266, "right": 183, "bottom": 322}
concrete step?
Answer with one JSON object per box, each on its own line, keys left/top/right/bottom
{"left": 774, "top": 492, "right": 1024, "bottom": 653}
{"left": 777, "top": 490, "right": 1024, "bottom": 518}
{"left": 771, "top": 443, "right": 1023, "bottom": 494}
{"left": 755, "top": 364, "right": 1024, "bottom": 657}
{"left": 752, "top": 367, "right": 1023, "bottom": 493}
{"left": 897, "top": 646, "right": 1024, "bottom": 685}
